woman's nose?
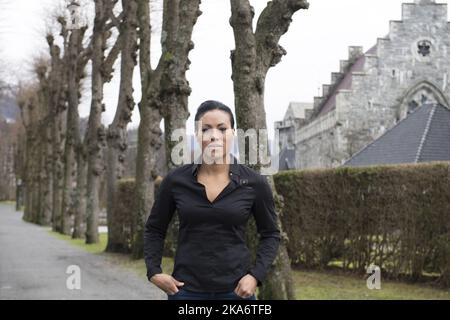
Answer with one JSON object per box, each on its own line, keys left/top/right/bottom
{"left": 209, "top": 129, "right": 222, "bottom": 141}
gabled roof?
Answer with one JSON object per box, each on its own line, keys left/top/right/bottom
{"left": 343, "top": 103, "right": 450, "bottom": 167}
{"left": 317, "top": 45, "right": 377, "bottom": 118}
{"left": 284, "top": 102, "right": 313, "bottom": 121}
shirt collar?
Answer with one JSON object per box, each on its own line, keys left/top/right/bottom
{"left": 191, "top": 153, "right": 240, "bottom": 178}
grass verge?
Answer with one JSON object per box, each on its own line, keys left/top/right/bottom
{"left": 47, "top": 229, "right": 450, "bottom": 299}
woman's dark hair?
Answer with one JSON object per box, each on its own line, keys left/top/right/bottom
{"left": 194, "top": 100, "right": 235, "bottom": 129}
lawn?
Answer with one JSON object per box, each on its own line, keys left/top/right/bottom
{"left": 292, "top": 268, "right": 450, "bottom": 300}
{"left": 48, "top": 229, "right": 108, "bottom": 254}
{"left": 48, "top": 229, "right": 450, "bottom": 300}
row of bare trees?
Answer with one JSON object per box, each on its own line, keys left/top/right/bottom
{"left": 0, "top": 113, "right": 19, "bottom": 201}
{"left": 14, "top": 0, "right": 309, "bottom": 299}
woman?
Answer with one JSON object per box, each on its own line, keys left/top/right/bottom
{"left": 144, "top": 100, "right": 281, "bottom": 300}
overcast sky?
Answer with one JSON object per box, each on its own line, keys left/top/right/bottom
{"left": 1, "top": 0, "right": 448, "bottom": 140}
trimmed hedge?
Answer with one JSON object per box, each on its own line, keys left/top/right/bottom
{"left": 112, "top": 177, "right": 163, "bottom": 255}
{"left": 274, "top": 162, "right": 450, "bottom": 286}
{"left": 109, "top": 179, "right": 136, "bottom": 253}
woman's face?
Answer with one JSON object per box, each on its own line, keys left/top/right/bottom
{"left": 196, "top": 109, "right": 235, "bottom": 164}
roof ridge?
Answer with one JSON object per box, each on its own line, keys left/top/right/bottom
{"left": 414, "top": 104, "right": 437, "bottom": 163}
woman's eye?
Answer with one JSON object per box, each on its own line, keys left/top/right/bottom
{"left": 219, "top": 128, "right": 227, "bottom": 132}
{"left": 202, "top": 128, "right": 208, "bottom": 133}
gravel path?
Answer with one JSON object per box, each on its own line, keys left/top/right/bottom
{"left": 0, "top": 203, "right": 165, "bottom": 300}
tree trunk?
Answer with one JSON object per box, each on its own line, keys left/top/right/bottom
{"left": 61, "top": 33, "right": 78, "bottom": 235}
{"left": 160, "top": 0, "right": 200, "bottom": 259}
{"left": 106, "top": 0, "right": 138, "bottom": 253}
{"left": 229, "top": 0, "right": 309, "bottom": 300}
{"left": 72, "top": 144, "right": 88, "bottom": 239}
{"left": 85, "top": 0, "right": 121, "bottom": 244}
{"left": 30, "top": 124, "right": 41, "bottom": 223}
{"left": 41, "top": 123, "right": 53, "bottom": 225}
{"left": 85, "top": 27, "right": 105, "bottom": 244}
{"left": 132, "top": 0, "right": 201, "bottom": 259}
{"left": 132, "top": 0, "right": 157, "bottom": 259}
{"left": 45, "top": 31, "right": 69, "bottom": 233}
{"left": 61, "top": 26, "right": 89, "bottom": 235}
{"left": 14, "top": 132, "right": 26, "bottom": 211}
{"left": 60, "top": 121, "right": 75, "bottom": 235}
{"left": 39, "top": 70, "right": 53, "bottom": 226}
{"left": 36, "top": 121, "right": 46, "bottom": 225}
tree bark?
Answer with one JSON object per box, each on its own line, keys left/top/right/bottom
{"left": 85, "top": 0, "right": 121, "bottom": 244}
{"left": 132, "top": 0, "right": 201, "bottom": 259}
{"left": 106, "top": 0, "right": 138, "bottom": 253}
{"left": 61, "top": 26, "right": 88, "bottom": 235}
{"left": 17, "top": 85, "right": 47, "bottom": 224}
{"left": 41, "top": 122, "right": 53, "bottom": 225}
{"left": 159, "top": 0, "right": 202, "bottom": 258}
{"left": 229, "top": 0, "right": 309, "bottom": 300}
{"left": 46, "top": 29, "right": 69, "bottom": 233}
{"left": 72, "top": 143, "right": 88, "bottom": 238}
{"left": 133, "top": 0, "right": 160, "bottom": 259}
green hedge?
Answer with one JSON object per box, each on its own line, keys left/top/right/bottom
{"left": 109, "top": 179, "right": 136, "bottom": 253}
{"left": 273, "top": 162, "right": 450, "bottom": 286}
{"left": 112, "top": 177, "right": 163, "bottom": 255}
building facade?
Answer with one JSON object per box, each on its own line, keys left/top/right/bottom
{"left": 275, "top": 0, "right": 450, "bottom": 170}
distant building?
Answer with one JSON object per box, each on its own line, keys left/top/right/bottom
{"left": 276, "top": 0, "right": 450, "bottom": 170}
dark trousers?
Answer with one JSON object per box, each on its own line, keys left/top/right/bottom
{"left": 167, "top": 288, "right": 257, "bottom": 300}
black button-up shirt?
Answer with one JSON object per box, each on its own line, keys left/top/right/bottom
{"left": 144, "top": 154, "right": 281, "bottom": 293}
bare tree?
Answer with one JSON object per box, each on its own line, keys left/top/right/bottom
{"left": 84, "top": 0, "right": 123, "bottom": 244}
{"left": 105, "top": 0, "right": 138, "bottom": 252}
{"left": 229, "top": 0, "right": 309, "bottom": 300}
{"left": 132, "top": 0, "right": 202, "bottom": 258}
{"left": 34, "top": 58, "right": 53, "bottom": 226}
{"left": 46, "top": 22, "right": 70, "bottom": 233}
{"left": 71, "top": 32, "right": 92, "bottom": 240}
{"left": 61, "top": 22, "right": 91, "bottom": 236}
{"left": 16, "top": 83, "right": 48, "bottom": 224}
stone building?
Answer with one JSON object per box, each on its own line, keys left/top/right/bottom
{"left": 275, "top": 0, "right": 450, "bottom": 170}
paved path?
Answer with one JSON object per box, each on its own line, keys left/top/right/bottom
{"left": 0, "top": 203, "right": 166, "bottom": 300}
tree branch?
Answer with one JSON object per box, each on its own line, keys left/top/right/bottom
{"left": 175, "top": 0, "right": 202, "bottom": 58}
{"left": 229, "top": 0, "right": 257, "bottom": 78}
{"left": 254, "top": 0, "right": 309, "bottom": 71}
{"left": 102, "top": 33, "right": 123, "bottom": 80}
{"left": 137, "top": 0, "right": 152, "bottom": 88}
{"left": 106, "top": 11, "right": 124, "bottom": 30}
{"left": 160, "top": 0, "right": 180, "bottom": 54}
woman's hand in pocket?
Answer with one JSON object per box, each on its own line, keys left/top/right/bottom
{"left": 150, "top": 273, "right": 184, "bottom": 295}
{"left": 234, "top": 274, "right": 257, "bottom": 298}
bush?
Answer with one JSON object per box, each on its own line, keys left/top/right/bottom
{"left": 111, "top": 176, "right": 164, "bottom": 255}
{"left": 274, "top": 162, "right": 450, "bottom": 286}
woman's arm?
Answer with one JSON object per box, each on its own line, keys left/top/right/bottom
{"left": 247, "top": 174, "right": 281, "bottom": 286}
{"left": 143, "top": 172, "right": 176, "bottom": 281}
